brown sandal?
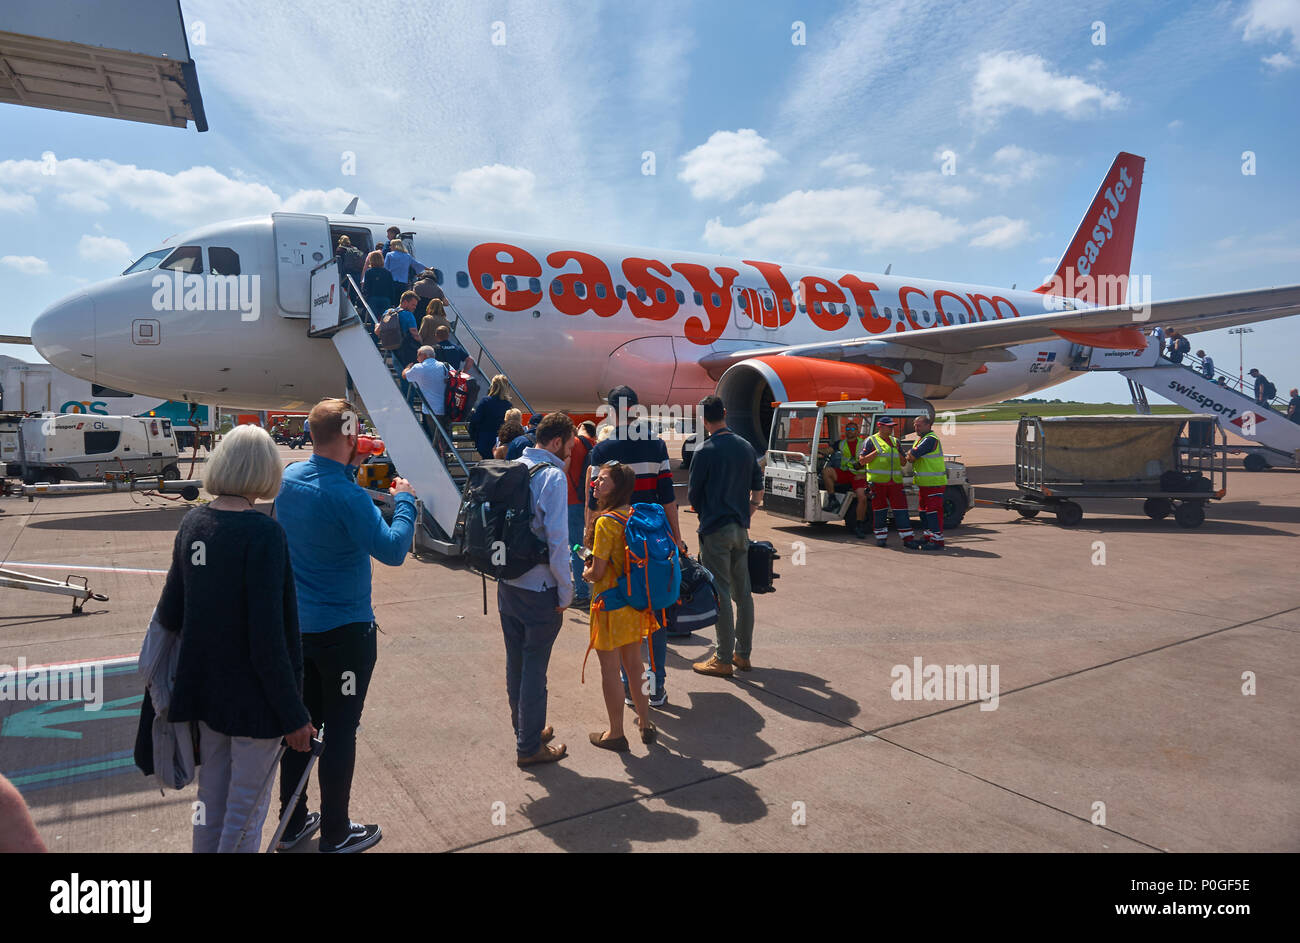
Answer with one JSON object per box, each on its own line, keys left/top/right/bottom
{"left": 589, "top": 731, "right": 629, "bottom": 752}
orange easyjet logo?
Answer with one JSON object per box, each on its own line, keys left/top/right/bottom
{"left": 466, "top": 242, "right": 1020, "bottom": 345}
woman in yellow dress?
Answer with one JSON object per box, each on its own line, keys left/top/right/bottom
{"left": 583, "top": 463, "right": 657, "bottom": 751}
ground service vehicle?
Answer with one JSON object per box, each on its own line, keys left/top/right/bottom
{"left": 12, "top": 414, "right": 181, "bottom": 484}
{"left": 762, "top": 399, "right": 973, "bottom": 530}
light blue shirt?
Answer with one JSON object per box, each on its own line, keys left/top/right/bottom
{"left": 274, "top": 454, "right": 416, "bottom": 633}
{"left": 405, "top": 358, "right": 450, "bottom": 417}
{"left": 384, "top": 248, "right": 425, "bottom": 285}
{"left": 503, "top": 447, "right": 574, "bottom": 607}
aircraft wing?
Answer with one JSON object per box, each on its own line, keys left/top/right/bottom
{"left": 701, "top": 284, "right": 1300, "bottom": 372}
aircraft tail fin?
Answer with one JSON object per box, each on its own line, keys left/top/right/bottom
{"left": 1035, "top": 152, "right": 1145, "bottom": 294}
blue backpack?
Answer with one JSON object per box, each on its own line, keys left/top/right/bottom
{"left": 594, "top": 503, "right": 682, "bottom": 621}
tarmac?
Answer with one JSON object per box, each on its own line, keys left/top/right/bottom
{"left": 1, "top": 421, "right": 1296, "bottom": 853}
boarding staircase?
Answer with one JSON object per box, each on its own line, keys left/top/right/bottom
{"left": 309, "top": 264, "right": 534, "bottom": 554}
{"left": 1097, "top": 350, "right": 1300, "bottom": 470}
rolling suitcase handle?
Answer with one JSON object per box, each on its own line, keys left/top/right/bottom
{"left": 266, "top": 733, "right": 326, "bottom": 853}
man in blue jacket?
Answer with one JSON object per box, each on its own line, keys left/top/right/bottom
{"left": 274, "top": 398, "right": 416, "bottom": 853}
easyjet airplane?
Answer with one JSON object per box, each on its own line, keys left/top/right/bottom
{"left": 28, "top": 152, "right": 1300, "bottom": 448}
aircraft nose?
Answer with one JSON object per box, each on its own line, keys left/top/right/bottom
{"left": 31, "top": 292, "right": 95, "bottom": 379}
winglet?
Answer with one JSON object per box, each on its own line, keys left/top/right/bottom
{"left": 1035, "top": 152, "right": 1145, "bottom": 294}
{"left": 342, "top": 197, "right": 359, "bottom": 215}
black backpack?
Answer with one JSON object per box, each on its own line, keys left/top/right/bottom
{"left": 460, "top": 460, "right": 552, "bottom": 586}
{"left": 1262, "top": 379, "right": 1277, "bottom": 400}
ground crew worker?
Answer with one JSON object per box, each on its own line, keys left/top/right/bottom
{"left": 907, "top": 415, "right": 946, "bottom": 551}
{"left": 859, "top": 417, "right": 917, "bottom": 548}
{"left": 821, "top": 418, "right": 870, "bottom": 533}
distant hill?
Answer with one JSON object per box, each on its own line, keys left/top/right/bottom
{"left": 955, "top": 401, "right": 1190, "bottom": 422}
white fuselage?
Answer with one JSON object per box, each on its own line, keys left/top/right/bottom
{"left": 31, "top": 214, "right": 1083, "bottom": 413}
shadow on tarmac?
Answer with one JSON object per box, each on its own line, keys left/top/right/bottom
{"left": 516, "top": 762, "right": 701, "bottom": 851}
{"left": 25, "top": 507, "right": 193, "bottom": 532}
{"left": 515, "top": 689, "right": 774, "bottom": 848}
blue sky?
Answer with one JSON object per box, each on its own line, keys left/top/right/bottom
{"left": 1, "top": 0, "right": 1297, "bottom": 402}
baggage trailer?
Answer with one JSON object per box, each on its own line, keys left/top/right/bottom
{"left": 1005, "top": 414, "right": 1226, "bottom": 528}
{"left": 762, "top": 399, "right": 973, "bottom": 530}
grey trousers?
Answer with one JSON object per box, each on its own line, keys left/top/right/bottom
{"left": 699, "top": 523, "right": 754, "bottom": 662}
{"left": 193, "top": 721, "right": 282, "bottom": 854}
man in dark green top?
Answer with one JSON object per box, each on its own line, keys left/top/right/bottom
{"left": 688, "top": 395, "right": 764, "bottom": 677}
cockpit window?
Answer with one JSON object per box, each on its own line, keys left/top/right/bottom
{"left": 122, "top": 249, "right": 170, "bottom": 276}
{"left": 208, "top": 247, "right": 240, "bottom": 276}
{"left": 159, "top": 246, "right": 203, "bottom": 273}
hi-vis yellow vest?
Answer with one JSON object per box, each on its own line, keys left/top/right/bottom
{"left": 911, "top": 432, "right": 947, "bottom": 486}
{"left": 840, "top": 439, "right": 866, "bottom": 474}
{"left": 866, "top": 433, "right": 902, "bottom": 483}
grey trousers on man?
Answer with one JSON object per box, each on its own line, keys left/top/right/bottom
{"left": 193, "top": 721, "right": 282, "bottom": 853}
{"left": 698, "top": 523, "right": 754, "bottom": 662}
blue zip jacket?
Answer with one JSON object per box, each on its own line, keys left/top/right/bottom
{"left": 275, "top": 454, "right": 416, "bottom": 633}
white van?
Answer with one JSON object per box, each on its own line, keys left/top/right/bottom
{"left": 13, "top": 414, "right": 180, "bottom": 484}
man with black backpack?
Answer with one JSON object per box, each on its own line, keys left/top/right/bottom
{"left": 1248, "top": 368, "right": 1276, "bottom": 407}
{"left": 496, "top": 413, "right": 577, "bottom": 767}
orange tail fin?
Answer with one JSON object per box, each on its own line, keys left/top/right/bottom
{"left": 1035, "top": 152, "right": 1145, "bottom": 294}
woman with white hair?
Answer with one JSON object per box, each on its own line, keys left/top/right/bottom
{"left": 155, "top": 424, "right": 314, "bottom": 853}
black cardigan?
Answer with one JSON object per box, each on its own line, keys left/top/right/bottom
{"left": 156, "top": 506, "right": 310, "bottom": 739}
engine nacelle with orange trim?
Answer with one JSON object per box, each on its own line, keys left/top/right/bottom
{"left": 715, "top": 355, "right": 929, "bottom": 449}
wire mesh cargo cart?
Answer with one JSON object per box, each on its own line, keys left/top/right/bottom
{"left": 1006, "top": 415, "right": 1226, "bottom": 528}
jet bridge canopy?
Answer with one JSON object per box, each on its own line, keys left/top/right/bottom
{"left": 0, "top": 0, "right": 207, "bottom": 131}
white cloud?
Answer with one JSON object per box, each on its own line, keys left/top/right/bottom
{"left": 450, "top": 164, "right": 536, "bottom": 209}
{"left": 1167, "top": 119, "right": 1184, "bottom": 130}
{"left": 702, "top": 182, "right": 1032, "bottom": 262}
{"left": 701, "top": 186, "right": 965, "bottom": 259}
{"left": 1239, "top": 0, "right": 1300, "bottom": 51}
{"left": 0, "top": 157, "right": 363, "bottom": 224}
{"left": 967, "top": 216, "right": 1030, "bottom": 249}
{"left": 57, "top": 191, "right": 110, "bottom": 213}
{"left": 0, "top": 189, "right": 36, "bottom": 213}
{"left": 976, "top": 145, "right": 1053, "bottom": 186}
{"left": 78, "top": 235, "right": 131, "bottom": 263}
{"left": 820, "top": 153, "right": 874, "bottom": 179}
{"left": 894, "top": 170, "right": 977, "bottom": 206}
{"left": 678, "top": 129, "right": 780, "bottom": 201}
{"left": 1262, "top": 51, "right": 1296, "bottom": 70}
{"left": 1, "top": 255, "right": 49, "bottom": 275}
{"left": 971, "top": 52, "right": 1126, "bottom": 122}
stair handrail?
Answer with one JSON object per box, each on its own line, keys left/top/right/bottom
{"left": 1179, "top": 352, "right": 1286, "bottom": 411}
{"left": 419, "top": 285, "right": 536, "bottom": 417}
{"left": 342, "top": 275, "right": 469, "bottom": 478}
{"left": 447, "top": 315, "right": 535, "bottom": 417}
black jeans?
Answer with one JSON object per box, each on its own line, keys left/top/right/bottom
{"left": 280, "top": 621, "right": 377, "bottom": 845}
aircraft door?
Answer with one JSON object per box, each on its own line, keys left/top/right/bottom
{"left": 273, "top": 213, "right": 331, "bottom": 316}
{"left": 600, "top": 337, "right": 676, "bottom": 407}
{"left": 732, "top": 285, "right": 755, "bottom": 330}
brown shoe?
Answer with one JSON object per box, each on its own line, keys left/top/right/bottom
{"left": 517, "top": 743, "right": 566, "bottom": 767}
{"left": 732, "top": 655, "right": 752, "bottom": 671}
{"left": 692, "top": 654, "right": 734, "bottom": 677}
{"left": 541, "top": 725, "right": 555, "bottom": 744}
{"left": 589, "top": 731, "right": 629, "bottom": 752}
